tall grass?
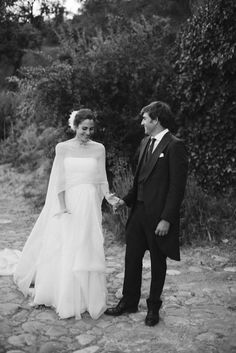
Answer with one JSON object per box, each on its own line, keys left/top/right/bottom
{"left": 181, "top": 177, "right": 236, "bottom": 244}
{"left": 0, "top": 90, "right": 20, "bottom": 141}
{"left": 103, "top": 157, "right": 133, "bottom": 241}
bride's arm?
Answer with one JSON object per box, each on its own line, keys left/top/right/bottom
{"left": 54, "top": 189, "right": 71, "bottom": 216}
{"left": 53, "top": 143, "right": 70, "bottom": 215}
{"left": 56, "top": 191, "right": 70, "bottom": 214}
{"left": 101, "top": 184, "right": 121, "bottom": 206}
{"left": 98, "top": 144, "right": 122, "bottom": 206}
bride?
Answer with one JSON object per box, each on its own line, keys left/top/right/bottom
{"left": 0, "top": 109, "right": 120, "bottom": 320}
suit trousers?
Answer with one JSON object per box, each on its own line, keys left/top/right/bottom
{"left": 122, "top": 201, "right": 167, "bottom": 308}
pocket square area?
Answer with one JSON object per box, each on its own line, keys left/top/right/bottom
{"left": 159, "top": 153, "right": 164, "bottom": 158}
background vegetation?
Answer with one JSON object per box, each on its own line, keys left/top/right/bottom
{"left": 0, "top": 0, "right": 235, "bottom": 244}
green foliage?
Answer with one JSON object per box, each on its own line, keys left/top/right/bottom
{"left": 103, "top": 157, "right": 134, "bottom": 241}
{"left": 18, "top": 23, "right": 43, "bottom": 49}
{"left": 0, "top": 90, "right": 20, "bottom": 140}
{"left": 0, "top": 0, "right": 65, "bottom": 86}
{"left": 0, "top": 0, "right": 18, "bottom": 21}
{"left": 59, "top": 15, "right": 174, "bottom": 161}
{"left": 78, "top": 0, "right": 192, "bottom": 36}
{"left": 1, "top": 8, "right": 177, "bottom": 173}
{"left": 0, "top": 64, "right": 68, "bottom": 167}
{"left": 170, "top": 0, "right": 236, "bottom": 192}
{"left": 0, "top": 16, "right": 42, "bottom": 85}
{"left": 33, "top": 63, "right": 73, "bottom": 126}
{"left": 181, "top": 177, "right": 236, "bottom": 244}
{"left": 14, "top": 61, "right": 73, "bottom": 128}
{"left": 1, "top": 14, "right": 174, "bottom": 170}
{"left": 0, "top": 20, "right": 21, "bottom": 69}
{"left": 0, "top": 0, "right": 235, "bottom": 245}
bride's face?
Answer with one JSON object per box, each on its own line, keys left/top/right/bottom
{"left": 75, "top": 119, "right": 95, "bottom": 143}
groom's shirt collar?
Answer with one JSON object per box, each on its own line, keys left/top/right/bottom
{"left": 151, "top": 129, "right": 169, "bottom": 152}
{"left": 153, "top": 128, "right": 169, "bottom": 142}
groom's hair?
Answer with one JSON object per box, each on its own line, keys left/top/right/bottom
{"left": 140, "top": 101, "right": 175, "bottom": 130}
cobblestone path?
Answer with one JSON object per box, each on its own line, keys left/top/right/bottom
{"left": 0, "top": 165, "right": 236, "bottom": 353}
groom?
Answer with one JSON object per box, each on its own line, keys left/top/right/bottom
{"left": 105, "top": 101, "right": 188, "bottom": 326}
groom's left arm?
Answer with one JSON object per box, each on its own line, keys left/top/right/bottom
{"left": 123, "top": 185, "right": 136, "bottom": 207}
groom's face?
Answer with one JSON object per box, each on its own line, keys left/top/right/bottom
{"left": 141, "top": 112, "right": 158, "bottom": 135}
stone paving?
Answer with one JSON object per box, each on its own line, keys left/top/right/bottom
{"left": 0, "top": 164, "right": 236, "bottom": 353}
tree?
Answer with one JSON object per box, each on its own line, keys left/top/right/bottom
{"left": 0, "top": 0, "right": 66, "bottom": 80}
{"left": 0, "top": 1, "right": 21, "bottom": 75}
{"left": 57, "top": 15, "right": 175, "bottom": 167}
{"left": 14, "top": 0, "right": 36, "bottom": 23}
{"left": 73, "top": 0, "right": 193, "bottom": 38}
{"left": 11, "top": 0, "right": 65, "bottom": 24}
{"left": 170, "top": 0, "right": 236, "bottom": 192}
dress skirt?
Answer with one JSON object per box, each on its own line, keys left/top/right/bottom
{"left": 15, "top": 184, "right": 107, "bottom": 320}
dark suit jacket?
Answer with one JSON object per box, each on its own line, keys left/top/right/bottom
{"left": 123, "top": 132, "right": 188, "bottom": 261}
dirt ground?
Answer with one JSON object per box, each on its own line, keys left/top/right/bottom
{"left": 0, "top": 164, "right": 236, "bottom": 353}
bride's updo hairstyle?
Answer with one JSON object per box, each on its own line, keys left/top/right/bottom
{"left": 68, "top": 109, "right": 95, "bottom": 131}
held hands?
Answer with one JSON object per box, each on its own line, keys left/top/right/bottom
{"left": 113, "top": 199, "right": 125, "bottom": 213}
{"left": 155, "top": 220, "right": 170, "bottom": 237}
{"left": 105, "top": 192, "right": 125, "bottom": 213}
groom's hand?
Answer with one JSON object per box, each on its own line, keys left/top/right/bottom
{"left": 113, "top": 199, "right": 125, "bottom": 213}
{"left": 155, "top": 220, "right": 170, "bottom": 237}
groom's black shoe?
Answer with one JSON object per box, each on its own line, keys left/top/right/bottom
{"left": 145, "top": 310, "right": 160, "bottom": 326}
{"left": 145, "top": 299, "right": 162, "bottom": 327}
{"left": 104, "top": 298, "right": 138, "bottom": 316}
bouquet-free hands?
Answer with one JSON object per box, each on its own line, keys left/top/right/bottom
{"left": 112, "top": 198, "right": 125, "bottom": 213}
{"left": 54, "top": 208, "right": 71, "bottom": 217}
{"left": 105, "top": 192, "right": 125, "bottom": 213}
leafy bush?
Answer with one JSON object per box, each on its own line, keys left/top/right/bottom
{"left": 1, "top": 3, "right": 235, "bottom": 245}
{"left": 58, "top": 15, "right": 174, "bottom": 161}
{"left": 1, "top": 14, "right": 174, "bottom": 172}
{"left": 0, "top": 90, "right": 20, "bottom": 140}
{"left": 18, "top": 23, "right": 43, "bottom": 50}
{"left": 181, "top": 177, "right": 236, "bottom": 244}
{"left": 170, "top": 0, "right": 236, "bottom": 192}
{"left": 17, "top": 62, "right": 74, "bottom": 128}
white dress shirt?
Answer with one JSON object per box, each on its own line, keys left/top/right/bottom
{"left": 151, "top": 129, "right": 169, "bottom": 153}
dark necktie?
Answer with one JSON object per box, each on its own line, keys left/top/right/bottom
{"left": 145, "top": 137, "right": 156, "bottom": 163}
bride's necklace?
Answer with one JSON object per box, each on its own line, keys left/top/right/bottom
{"left": 80, "top": 141, "right": 87, "bottom": 146}
{"left": 75, "top": 138, "right": 90, "bottom": 147}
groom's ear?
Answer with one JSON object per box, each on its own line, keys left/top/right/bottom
{"left": 151, "top": 118, "right": 159, "bottom": 125}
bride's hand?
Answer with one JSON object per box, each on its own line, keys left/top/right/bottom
{"left": 113, "top": 199, "right": 125, "bottom": 213}
{"left": 54, "top": 209, "right": 71, "bottom": 217}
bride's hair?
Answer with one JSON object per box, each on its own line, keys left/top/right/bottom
{"left": 68, "top": 109, "right": 95, "bottom": 131}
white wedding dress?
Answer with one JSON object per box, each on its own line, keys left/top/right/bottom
{"left": 0, "top": 139, "right": 118, "bottom": 320}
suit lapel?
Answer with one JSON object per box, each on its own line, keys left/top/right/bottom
{"left": 136, "top": 136, "right": 150, "bottom": 171}
{"left": 143, "top": 132, "right": 172, "bottom": 181}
